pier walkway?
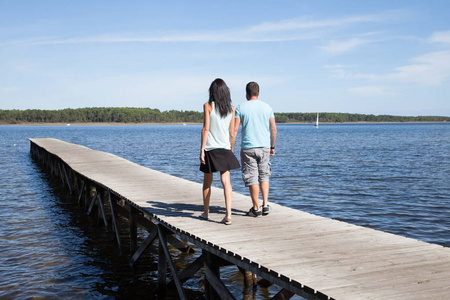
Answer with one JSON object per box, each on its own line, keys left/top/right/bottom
{"left": 29, "top": 138, "right": 450, "bottom": 299}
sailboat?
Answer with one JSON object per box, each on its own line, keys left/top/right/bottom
{"left": 314, "top": 113, "right": 319, "bottom": 128}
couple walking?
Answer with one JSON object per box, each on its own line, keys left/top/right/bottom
{"left": 199, "top": 79, "right": 277, "bottom": 225}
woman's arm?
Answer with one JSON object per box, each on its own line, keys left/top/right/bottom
{"left": 200, "top": 102, "right": 211, "bottom": 164}
{"left": 229, "top": 106, "right": 236, "bottom": 152}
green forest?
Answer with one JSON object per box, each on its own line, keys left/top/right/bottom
{"left": 0, "top": 107, "right": 448, "bottom": 124}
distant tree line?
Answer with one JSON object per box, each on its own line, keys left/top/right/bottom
{"left": 0, "top": 108, "right": 203, "bottom": 124}
{"left": 0, "top": 107, "right": 448, "bottom": 124}
{"left": 274, "top": 112, "right": 450, "bottom": 123}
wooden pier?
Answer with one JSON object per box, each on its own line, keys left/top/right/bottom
{"left": 29, "top": 138, "right": 450, "bottom": 299}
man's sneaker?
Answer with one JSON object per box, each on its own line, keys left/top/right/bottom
{"left": 246, "top": 207, "right": 262, "bottom": 217}
{"left": 262, "top": 205, "right": 270, "bottom": 215}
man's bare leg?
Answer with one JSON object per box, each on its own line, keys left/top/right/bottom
{"left": 249, "top": 184, "right": 260, "bottom": 210}
{"left": 260, "top": 181, "right": 269, "bottom": 207}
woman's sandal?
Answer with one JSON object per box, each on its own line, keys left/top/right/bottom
{"left": 221, "top": 217, "right": 232, "bottom": 225}
{"left": 200, "top": 213, "right": 209, "bottom": 220}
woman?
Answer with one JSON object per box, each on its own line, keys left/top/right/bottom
{"left": 200, "top": 78, "right": 240, "bottom": 225}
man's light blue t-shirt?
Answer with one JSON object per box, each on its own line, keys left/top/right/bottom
{"left": 235, "top": 100, "right": 274, "bottom": 149}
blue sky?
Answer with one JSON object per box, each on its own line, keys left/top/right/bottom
{"left": 1, "top": 0, "right": 450, "bottom": 116}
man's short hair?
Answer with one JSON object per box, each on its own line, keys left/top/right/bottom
{"left": 246, "top": 82, "right": 259, "bottom": 97}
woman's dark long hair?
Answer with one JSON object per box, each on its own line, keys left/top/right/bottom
{"left": 209, "top": 78, "right": 232, "bottom": 117}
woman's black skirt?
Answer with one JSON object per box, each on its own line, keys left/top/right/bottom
{"left": 200, "top": 148, "right": 240, "bottom": 173}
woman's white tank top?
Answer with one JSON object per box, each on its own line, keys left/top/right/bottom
{"left": 205, "top": 102, "right": 232, "bottom": 151}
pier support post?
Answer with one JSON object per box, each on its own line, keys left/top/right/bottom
{"left": 158, "top": 231, "right": 167, "bottom": 291}
{"left": 77, "top": 180, "right": 85, "bottom": 205}
{"left": 272, "top": 289, "right": 295, "bottom": 300}
{"left": 167, "top": 253, "right": 205, "bottom": 288}
{"left": 130, "top": 227, "right": 158, "bottom": 267}
{"left": 96, "top": 192, "right": 108, "bottom": 231}
{"left": 129, "top": 206, "right": 138, "bottom": 254}
{"left": 61, "top": 163, "right": 72, "bottom": 194}
{"left": 204, "top": 251, "right": 235, "bottom": 300}
{"left": 108, "top": 192, "right": 123, "bottom": 255}
{"left": 81, "top": 182, "right": 88, "bottom": 208}
{"left": 157, "top": 224, "right": 186, "bottom": 299}
{"left": 239, "top": 267, "right": 257, "bottom": 288}
{"left": 87, "top": 187, "right": 97, "bottom": 214}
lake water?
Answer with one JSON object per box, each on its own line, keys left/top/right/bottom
{"left": 1, "top": 123, "right": 449, "bottom": 299}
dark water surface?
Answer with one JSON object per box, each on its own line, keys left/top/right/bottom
{"left": 1, "top": 123, "right": 449, "bottom": 299}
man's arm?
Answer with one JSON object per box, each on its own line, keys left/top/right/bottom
{"left": 269, "top": 117, "right": 277, "bottom": 156}
{"left": 234, "top": 118, "right": 241, "bottom": 141}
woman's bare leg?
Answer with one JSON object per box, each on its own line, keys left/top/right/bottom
{"left": 220, "top": 171, "right": 232, "bottom": 220}
{"left": 203, "top": 173, "right": 213, "bottom": 217}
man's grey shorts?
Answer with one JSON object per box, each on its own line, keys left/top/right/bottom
{"left": 240, "top": 148, "right": 272, "bottom": 187}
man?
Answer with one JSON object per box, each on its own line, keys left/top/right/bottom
{"left": 235, "top": 82, "right": 277, "bottom": 217}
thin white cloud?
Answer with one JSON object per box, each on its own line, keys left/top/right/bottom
{"left": 348, "top": 85, "right": 393, "bottom": 97}
{"left": 6, "top": 10, "right": 403, "bottom": 46}
{"left": 249, "top": 10, "right": 402, "bottom": 33}
{"left": 8, "top": 31, "right": 316, "bottom": 45}
{"left": 325, "top": 64, "right": 380, "bottom": 80}
{"left": 320, "top": 38, "right": 371, "bottom": 55}
{"left": 248, "top": 17, "right": 362, "bottom": 33}
{"left": 387, "top": 50, "right": 450, "bottom": 86}
{"left": 324, "top": 64, "right": 354, "bottom": 69}
{"left": 429, "top": 30, "right": 450, "bottom": 44}
{"left": 327, "top": 50, "right": 450, "bottom": 86}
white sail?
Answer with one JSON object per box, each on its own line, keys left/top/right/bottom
{"left": 315, "top": 113, "right": 319, "bottom": 127}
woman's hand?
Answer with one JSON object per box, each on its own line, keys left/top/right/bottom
{"left": 200, "top": 102, "right": 211, "bottom": 165}
{"left": 200, "top": 150, "right": 206, "bottom": 165}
